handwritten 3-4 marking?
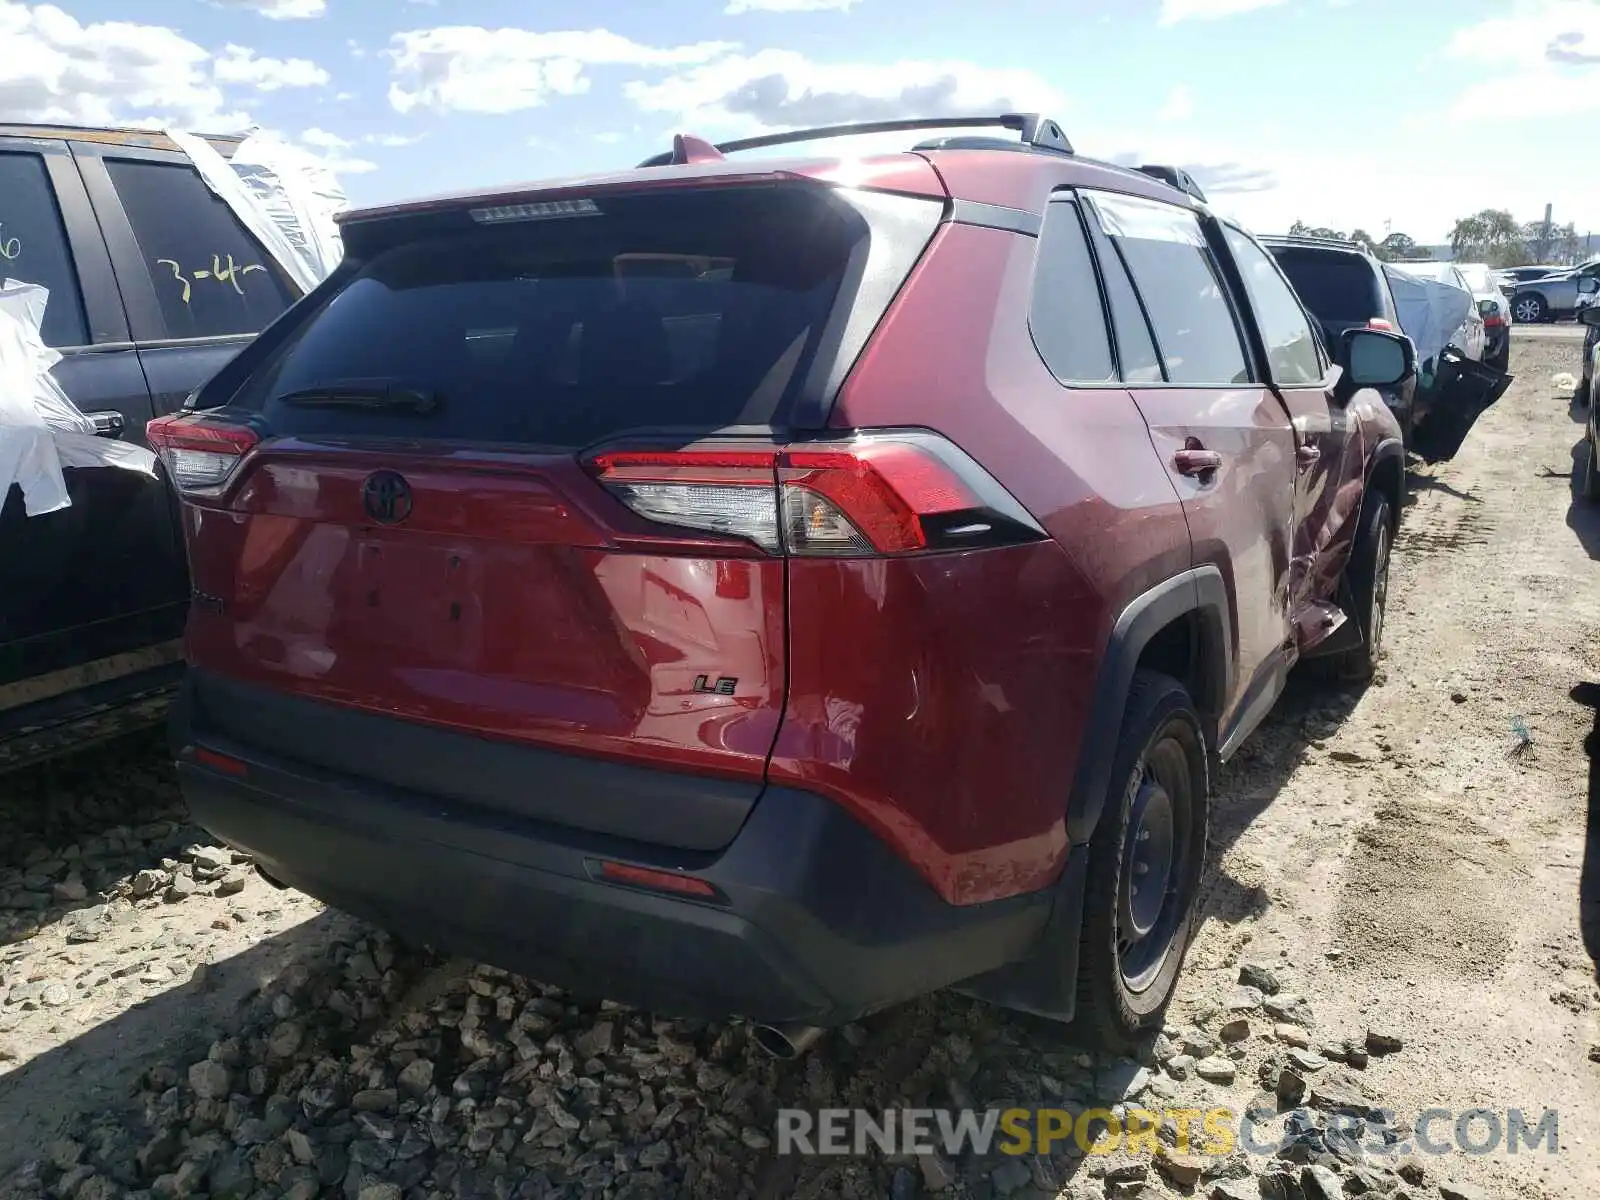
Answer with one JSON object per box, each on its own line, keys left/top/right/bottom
{"left": 0, "top": 223, "right": 20, "bottom": 261}
{"left": 158, "top": 254, "right": 266, "bottom": 304}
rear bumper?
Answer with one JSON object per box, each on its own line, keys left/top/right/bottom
{"left": 171, "top": 681, "right": 1056, "bottom": 1026}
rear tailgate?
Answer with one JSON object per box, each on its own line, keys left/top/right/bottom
{"left": 164, "top": 170, "right": 946, "bottom": 850}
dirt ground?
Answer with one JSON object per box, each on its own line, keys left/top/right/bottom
{"left": 0, "top": 330, "right": 1597, "bottom": 1200}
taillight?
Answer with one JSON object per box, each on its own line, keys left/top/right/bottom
{"left": 584, "top": 431, "right": 1046, "bottom": 557}
{"left": 1367, "top": 318, "right": 1394, "bottom": 331}
{"left": 146, "top": 412, "right": 260, "bottom": 493}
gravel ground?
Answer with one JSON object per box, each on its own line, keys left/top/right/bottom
{"left": 1, "top": 333, "right": 1597, "bottom": 1200}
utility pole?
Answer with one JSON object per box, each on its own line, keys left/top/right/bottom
{"left": 1538, "top": 202, "right": 1554, "bottom": 262}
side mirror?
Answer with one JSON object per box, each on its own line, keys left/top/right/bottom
{"left": 1580, "top": 305, "right": 1600, "bottom": 328}
{"left": 1338, "top": 327, "right": 1414, "bottom": 390}
{"left": 1581, "top": 277, "right": 1600, "bottom": 295}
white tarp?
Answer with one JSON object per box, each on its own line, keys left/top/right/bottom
{"left": 166, "top": 128, "right": 347, "bottom": 295}
{"left": 1384, "top": 262, "right": 1473, "bottom": 366}
{"left": 0, "top": 280, "right": 155, "bottom": 517}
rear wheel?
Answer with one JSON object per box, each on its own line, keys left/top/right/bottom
{"left": 1075, "top": 671, "right": 1209, "bottom": 1052}
{"left": 1327, "top": 494, "right": 1393, "bottom": 683}
{"left": 1581, "top": 434, "right": 1600, "bottom": 502}
{"left": 1513, "top": 293, "right": 1546, "bottom": 323}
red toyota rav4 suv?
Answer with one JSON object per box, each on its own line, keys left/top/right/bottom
{"left": 150, "top": 115, "right": 1412, "bottom": 1055}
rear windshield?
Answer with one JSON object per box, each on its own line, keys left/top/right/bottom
{"left": 1265, "top": 247, "right": 1383, "bottom": 321}
{"left": 226, "top": 187, "right": 863, "bottom": 446}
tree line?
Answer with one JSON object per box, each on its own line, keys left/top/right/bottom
{"left": 1287, "top": 211, "right": 1591, "bottom": 267}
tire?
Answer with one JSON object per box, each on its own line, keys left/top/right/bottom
{"left": 1513, "top": 293, "right": 1546, "bottom": 323}
{"left": 1075, "top": 670, "right": 1209, "bottom": 1052}
{"left": 1487, "top": 344, "right": 1510, "bottom": 374}
{"left": 1327, "top": 494, "right": 1393, "bottom": 683}
{"left": 1582, "top": 435, "right": 1600, "bottom": 502}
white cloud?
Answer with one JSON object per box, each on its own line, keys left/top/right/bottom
{"left": 299, "top": 126, "right": 349, "bottom": 150}
{"left": 214, "top": 0, "right": 326, "bottom": 19}
{"left": 725, "top": 0, "right": 859, "bottom": 13}
{"left": 1157, "top": 85, "right": 1194, "bottom": 121}
{"left": 0, "top": 0, "right": 249, "bottom": 128}
{"left": 624, "top": 50, "right": 1065, "bottom": 138}
{"left": 387, "top": 27, "right": 736, "bottom": 115}
{"left": 1158, "top": 0, "right": 1285, "bottom": 26}
{"left": 213, "top": 44, "right": 329, "bottom": 92}
{"left": 1446, "top": 0, "right": 1600, "bottom": 67}
{"left": 367, "top": 132, "right": 424, "bottom": 147}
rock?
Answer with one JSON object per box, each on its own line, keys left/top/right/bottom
{"left": 1103, "top": 1163, "right": 1149, "bottom": 1185}
{"left": 1275, "top": 1024, "right": 1311, "bottom": 1048}
{"left": 188, "top": 1060, "right": 232, "bottom": 1101}
{"left": 48, "top": 1139, "right": 85, "bottom": 1171}
{"left": 266, "top": 1022, "right": 304, "bottom": 1060}
{"left": 397, "top": 1058, "right": 434, "bottom": 1095}
{"left": 189, "top": 845, "right": 233, "bottom": 871}
{"left": 1365, "top": 1029, "right": 1403, "bottom": 1056}
{"left": 1219, "top": 1017, "right": 1251, "bottom": 1043}
{"left": 1258, "top": 1169, "right": 1304, "bottom": 1200}
{"left": 1287, "top": 1049, "right": 1328, "bottom": 1072}
{"left": 130, "top": 869, "right": 164, "bottom": 898}
{"left": 1227, "top": 987, "right": 1264, "bottom": 1012}
{"left": 1239, "top": 962, "right": 1283, "bottom": 994}
{"left": 1155, "top": 1152, "right": 1205, "bottom": 1187}
{"left": 53, "top": 877, "right": 88, "bottom": 903}
{"left": 40, "top": 982, "right": 70, "bottom": 1007}
{"left": 1301, "top": 1165, "right": 1341, "bottom": 1200}
{"left": 990, "top": 1158, "right": 1032, "bottom": 1194}
{"left": 1396, "top": 1161, "right": 1425, "bottom": 1186}
{"left": 352, "top": 1088, "right": 397, "bottom": 1113}
{"left": 215, "top": 872, "right": 247, "bottom": 898}
{"left": 1166, "top": 1054, "right": 1196, "bottom": 1081}
{"left": 1438, "top": 1186, "right": 1488, "bottom": 1200}
{"left": 164, "top": 875, "right": 198, "bottom": 903}
{"left": 1194, "top": 1056, "right": 1237, "bottom": 1084}
{"left": 1276, "top": 1068, "right": 1307, "bottom": 1105}
{"left": 1265, "top": 995, "right": 1314, "bottom": 1026}
{"left": 357, "top": 1185, "right": 402, "bottom": 1200}
{"left": 1342, "top": 1166, "right": 1393, "bottom": 1194}
{"left": 1210, "top": 1184, "right": 1258, "bottom": 1200}
{"left": 286, "top": 1129, "right": 317, "bottom": 1165}
{"left": 1098, "top": 1060, "right": 1152, "bottom": 1100}
{"left": 1245, "top": 1090, "right": 1279, "bottom": 1121}
{"left": 918, "top": 1152, "right": 957, "bottom": 1191}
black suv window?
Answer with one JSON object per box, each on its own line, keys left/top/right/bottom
{"left": 1029, "top": 201, "right": 1114, "bottom": 383}
{"left": 1223, "top": 226, "right": 1324, "bottom": 386}
{"left": 1265, "top": 246, "right": 1382, "bottom": 322}
{"left": 0, "top": 151, "right": 88, "bottom": 347}
{"left": 105, "top": 158, "right": 295, "bottom": 341}
{"left": 1085, "top": 191, "right": 1249, "bottom": 386}
{"left": 226, "top": 186, "right": 862, "bottom": 448}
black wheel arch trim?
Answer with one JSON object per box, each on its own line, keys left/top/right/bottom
{"left": 1065, "top": 565, "right": 1232, "bottom": 847}
{"left": 1362, "top": 436, "right": 1407, "bottom": 525}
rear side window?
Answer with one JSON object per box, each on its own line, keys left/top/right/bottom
{"left": 1029, "top": 201, "right": 1114, "bottom": 383}
{"left": 1085, "top": 192, "right": 1249, "bottom": 386}
{"left": 1223, "top": 226, "right": 1323, "bottom": 386}
{"left": 106, "top": 158, "right": 295, "bottom": 341}
{"left": 227, "top": 187, "right": 864, "bottom": 446}
{"left": 0, "top": 151, "right": 88, "bottom": 347}
{"left": 1266, "top": 247, "right": 1382, "bottom": 322}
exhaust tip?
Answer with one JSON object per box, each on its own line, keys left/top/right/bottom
{"left": 750, "top": 1023, "right": 824, "bottom": 1060}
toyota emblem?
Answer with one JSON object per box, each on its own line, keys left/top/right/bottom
{"left": 362, "top": 470, "right": 412, "bottom": 524}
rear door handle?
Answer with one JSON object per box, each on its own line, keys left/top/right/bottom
{"left": 1296, "top": 444, "right": 1321, "bottom": 468}
{"left": 84, "top": 410, "right": 125, "bottom": 439}
{"left": 1173, "top": 448, "right": 1222, "bottom": 476}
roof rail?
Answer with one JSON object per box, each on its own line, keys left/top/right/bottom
{"left": 1134, "top": 164, "right": 1206, "bottom": 203}
{"left": 636, "top": 112, "right": 1072, "bottom": 168}
{"left": 1259, "top": 232, "right": 1368, "bottom": 252}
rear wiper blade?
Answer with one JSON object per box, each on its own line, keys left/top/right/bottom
{"left": 275, "top": 383, "right": 441, "bottom": 414}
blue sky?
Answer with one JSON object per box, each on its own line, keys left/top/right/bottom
{"left": 8, "top": 0, "right": 1600, "bottom": 242}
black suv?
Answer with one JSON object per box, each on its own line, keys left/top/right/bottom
{"left": 0, "top": 125, "right": 302, "bottom": 772}
{"left": 1259, "top": 235, "right": 1416, "bottom": 441}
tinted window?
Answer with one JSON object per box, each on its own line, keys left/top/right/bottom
{"left": 1029, "top": 202, "right": 1114, "bottom": 383}
{"left": 1093, "top": 233, "right": 1164, "bottom": 384}
{"left": 105, "top": 158, "right": 295, "bottom": 340}
{"left": 1266, "top": 247, "right": 1383, "bottom": 321}
{"left": 227, "top": 187, "right": 862, "bottom": 447}
{"left": 1086, "top": 192, "right": 1248, "bottom": 386}
{"left": 1224, "top": 226, "right": 1323, "bottom": 386}
{"left": 0, "top": 152, "right": 88, "bottom": 347}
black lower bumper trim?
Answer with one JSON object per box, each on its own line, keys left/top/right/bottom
{"left": 175, "top": 727, "right": 1054, "bottom": 1026}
